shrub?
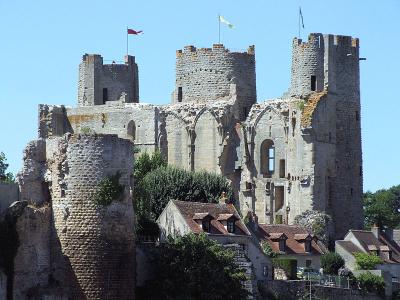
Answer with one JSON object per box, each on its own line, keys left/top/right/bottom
{"left": 92, "top": 172, "right": 124, "bottom": 206}
{"left": 321, "top": 252, "right": 345, "bottom": 275}
{"left": 272, "top": 258, "right": 297, "bottom": 279}
{"left": 354, "top": 252, "right": 383, "bottom": 270}
{"left": 356, "top": 271, "right": 385, "bottom": 296}
{"left": 136, "top": 166, "right": 233, "bottom": 221}
{"left": 141, "top": 233, "right": 249, "bottom": 299}
{"left": 261, "top": 241, "right": 277, "bottom": 258}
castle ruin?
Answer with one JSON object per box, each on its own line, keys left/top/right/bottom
{"left": 1, "top": 32, "right": 363, "bottom": 299}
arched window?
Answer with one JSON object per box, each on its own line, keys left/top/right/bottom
{"left": 127, "top": 120, "right": 136, "bottom": 141}
{"left": 260, "top": 139, "right": 275, "bottom": 175}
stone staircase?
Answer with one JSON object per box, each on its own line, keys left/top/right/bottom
{"left": 223, "top": 243, "right": 256, "bottom": 298}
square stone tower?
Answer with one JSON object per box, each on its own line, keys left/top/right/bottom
{"left": 77, "top": 54, "right": 139, "bottom": 106}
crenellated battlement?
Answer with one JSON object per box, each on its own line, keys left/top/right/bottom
{"left": 176, "top": 44, "right": 255, "bottom": 58}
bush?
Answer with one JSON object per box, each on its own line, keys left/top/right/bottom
{"left": 141, "top": 233, "right": 249, "bottom": 299}
{"left": 354, "top": 252, "right": 383, "bottom": 270}
{"left": 321, "top": 252, "right": 345, "bottom": 275}
{"left": 356, "top": 271, "right": 385, "bottom": 296}
{"left": 136, "top": 166, "right": 233, "bottom": 221}
{"left": 261, "top": 241, "right": 277, "bottom": 258}
{"left": 92, "top": 172, "right": 124, "bottom": 206}
{"left": 272, "top": 258, "right": 297, "bottom": 279}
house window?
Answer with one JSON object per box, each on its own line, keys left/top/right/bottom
{"left": 102, "top": 88, "right": 108, "bottom": 103}
{"left": 202, "top": 219, "right": 210, "bottom": 232}
{"left": 227, "top": 220, "right": 235, "bottom": 233}
{"left": 178, "top": 87, "right": 183, "bottom": 102}
{"left": 260, "top": 139, "right": 275, "bottom": 175}
{"left": 306, "top": 259, "right": 312, "bottom": 267}
{"left": 305, "top": 240, "right": 311, "bottom": 253}
{"left": 263, "top": 265, "right": 269, "bottom": 277}
{"left": 279, "top": 239, "right": 286, "bottom": 252}
{"left": 311, "top": 75, "right": 317, "bottom": 91}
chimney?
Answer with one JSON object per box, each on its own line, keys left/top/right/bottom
{"left": 371, "top": 224, "right": 379, "bottom": 238}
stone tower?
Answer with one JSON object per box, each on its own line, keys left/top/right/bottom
{"left": 77, "top": 54, "right": 139, "bottom": 106}
{"left": 288, "top": 33, "right": 363, "bottom": 238}
{"left": 48, "top": 134, "right": 135, "bottom": 299}
{"left": 173, "top": 44, "right": 256, "bottom": 120}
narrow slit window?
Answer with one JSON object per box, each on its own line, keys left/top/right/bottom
{"left": 102, "top": 88, "right": 108, "bottom": 103}
{"left": 178, "top": 87, "right": 183, "bottom": 102}
{"left": 311, "top": 75, "right": 317, "bottom": 91}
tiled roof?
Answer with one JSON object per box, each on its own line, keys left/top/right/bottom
{"left": 347, "top": 230, "right": 400, "bottom": 263}
{"left": 172, "top": 200, "right": 250, "bottom": 236}
{"left": 336, "top": 240, "right": 362, "bottom": 254}
{"left": 257, "top": 224, "right": 323, "bottom": 255}
{"left": 193, "top": 212, "right": 210, "bottom": 220}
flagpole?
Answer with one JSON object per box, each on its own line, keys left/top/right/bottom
{"left": 298, "top": 7, "right": 301, "bottom": 39}
{"left": 218, "top": 14, "right": 220, "bottom": 44}
{"left": 126, "top": 26, "right": 129, "bottom": 56}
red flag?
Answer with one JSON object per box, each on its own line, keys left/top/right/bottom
{"left": 127, "top": 29, "right": 143, "bottom": 35}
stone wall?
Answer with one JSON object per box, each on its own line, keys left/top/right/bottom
{"left": 46, "top": 134, "right": 135, "bottom": 299}
{"left": 0, "top": 183, "right": 19, "bottom": 213}
{"left": 264, "top": 280, "right": 382, "bottom": 300}
{"left": 78, "top": 54, "right": 139, "bottom": 106}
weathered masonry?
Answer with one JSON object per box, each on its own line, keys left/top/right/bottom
{"left": 36, "top": 34, "right": 363, "bottom": 242}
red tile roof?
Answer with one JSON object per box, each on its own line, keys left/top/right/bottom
{"left": 347, "top": 230, "right": 400, "bottom": 263}
{"left": 257, "top": 224, "right": 323, "bottom": 255}
{"left": 172, "top": 200, "right": 250, "bottom": 236}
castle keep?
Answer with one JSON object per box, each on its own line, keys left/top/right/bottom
{"left": 1, "top": 32, "right": 363, "bottom": 298}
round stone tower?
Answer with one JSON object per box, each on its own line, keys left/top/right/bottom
{"left": 289, "top": 33, "right": 325, "bottom": 96}
{"left": 48, "top": 134, "right": 135, "bottom": 299}
{"left": 173, "top": 44, "right": 256, "bottom": 120}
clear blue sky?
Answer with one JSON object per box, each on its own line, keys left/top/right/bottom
{"left": 0, "top": 0, "right": 399, "bottom": 192}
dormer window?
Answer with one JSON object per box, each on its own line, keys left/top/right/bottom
{"left": 227, "top": 220, "right": 235, "bottom": 233}
{"left": 202, "top": 219, "right": 211, "bottom": 232}
{"left": 305, "top": 240, "right": 311, "bottom": 253}
{"left": 279, "top": 239, "right": 286, "bottom": 252}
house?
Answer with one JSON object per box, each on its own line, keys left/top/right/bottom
{"left": 157, "top": 200, "right": 273, "bottom": 287}
{"left": 335, "top": 226, "right": 400, "bottom": 280}
{"left": 253, "top": 224, "right": 325, "bottom": 270}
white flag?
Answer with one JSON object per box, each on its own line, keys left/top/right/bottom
{"left": 219, "top": 16, "right": 235, "bottom": 29}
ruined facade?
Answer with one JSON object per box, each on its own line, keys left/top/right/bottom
{"left": 35, "top": 33, "right": 363, "bottom": 241}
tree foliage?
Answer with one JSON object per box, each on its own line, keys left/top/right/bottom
{"left": 363, "top": 185, "right": 400, "bottom": 229}
{"left": 0, "top": 152, "right": 14, "bottom": 183}
{"left": 356, "top": 271, "right": 385, "bottom": 296}
{"left": 272, "top": 258, "right": 297, "bottom": 279}
{"left": 136, "top": 166, "right": 233, "bottom": 221}
{"left": 139, "top": 233, "right": 248, "bottom": 299}
{"left": 321, "top": 252, "right": 345, "bottom": 275}
{"left": 92, "top": 172, "right": 124, "bottom": 206}
{"left": 354, "top": 252, "right": 383, "bottom": 270}
{"left": 261, "top": 241, "right": 277, "bottom": 258}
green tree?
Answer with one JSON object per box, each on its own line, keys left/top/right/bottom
{"left": 0, "top": 152, "right": 14, "bottom": 183}
{"left": 133, "top": 150, "right": 167, "bottom": 185}
{"left": 321, "top": 252, "right": 345, "bottom": 275}
{"left": 139, "top": 233, "right": 248, "bottom": 299}
{"left": 356, "top": 271, "right": 385, "bottom": 296}
{"left": 354, "top": 252, "right": 383, "bottom": 270}
{"left": 261, "top": 241, "right": 277, "bottom": 258}
{"left": 363, "top": 185, "right": 400, "bottom": 229}
{"left": 136, "top": 166, "right": 233, "bottom": 221}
